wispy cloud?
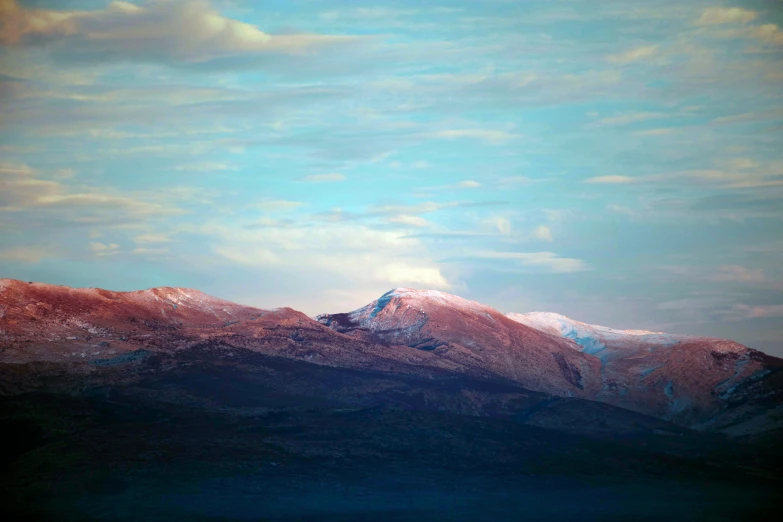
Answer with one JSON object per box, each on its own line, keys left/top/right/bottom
{"left": 727, "top": 303, "right": 783, "bottom": 320}
{"left": 586, "top": 168, "right": 783, "bottom": 189}
{"left": 606, "top": 204, "right": 636, "bottom": 216}
{"left": 134, "top": 233, "right": 172, "bottom": 244}
{"left": 0, "top": 163, "right": 187, "bottom": 223}
{"left": 258, "top": 200, "right": 306, "bottom": 211}
{"left": 175, "top": 162, "right": 237, "bottom": 172}
{"left": 607, "top": 45, "right": 658, "bottom": 64}
{"left": 300, "top": 173, "right": 347, "bottom": 182}
{"left": 632, "top": 128, "right": 675, "bottom": 136}
{"left": 597, "top": 112, "right": 667, "bottom": 126}
{"left": 586, "top": 176, "right": 636, "bottom": 184}
{"left": 413, "top": 180, "right": 482, "bottom": 195}
{"left": 694, "top": 7, "right": 758, "bottom": 26}
{"left": 0, "top": 245, "right": 54, "bottom": 263}
{"left": 445, "top": 251, "right": 587, "bottom": 273}
{"left": 428, "top": 129, "right": 520, "bottom": 144}
{"left": 89, "top": 242, "right": 120, "bottom": 257}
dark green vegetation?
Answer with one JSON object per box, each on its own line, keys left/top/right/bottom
{"left": 2, "top": 345, "right": 782, "bottom": 521}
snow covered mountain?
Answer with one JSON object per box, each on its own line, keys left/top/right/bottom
{"left": 320, "top": 289, "right": 783, "bottom": 434}
{"left": 505, "top": 311, "right": 781, "bottom": 433}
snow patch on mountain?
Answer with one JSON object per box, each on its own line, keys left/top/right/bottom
{"left": 506, "top": 312, "right": 685, "bottom": 353}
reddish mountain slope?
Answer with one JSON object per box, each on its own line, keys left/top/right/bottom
{"left": 2, "top": 280, "right": 781, "bottom": 434}
{"left": 506, "top": 312, "right": 783, "bottom": 433}
{"left": 317, "top": 288, "right": 602, "bottom": 397}
{"left": 0, "top": 278, "right": 305, "bottom": 364}
{"left": 319, "top": 289, "right": 783, "bottom": 434}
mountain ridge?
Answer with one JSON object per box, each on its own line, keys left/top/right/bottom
{"left": 2, "top": 278, "right": 782, "bottom": 436}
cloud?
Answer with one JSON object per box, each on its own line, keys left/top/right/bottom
{"left": 607, "top": 45, "right": 658, "bottom": 64}
{"left": 585, "top": 175, "right": 636, "bottom": 184}
{"left": 531, "top": 225, "right": 553, "bottom": 242}
{"left": 4, "top": 83, "right": 353, "bottom": 137}
{"left": 728, "top": 304, "right": 783, "bottom": 320}
{"left": 0, "top": 245, "right": 53, "bottom": 263}
{"left": 448, "top": 251, "right": 587, "bottom": 273}
{"left": 376, "top": 200, "right": 504, "bottom": 218}
{"left": 0, "top": 0, "right": 360, "bottom": 65}
{"left": 606, "top": 204, "right": 636, "bottom": 216}
{"left": 632, "top": 128, "right": 675, "bottom": 136}
{"left": 312, "top": 200, "right": 506, "bottom": 226}
{"left": 749, "top": 23, "right": 783, "bottom": 46}
{"left": 586, "top": 168, "right": 783, "bottom": 190}
{"left": 132, "top": 246, "right": 169, "bottom": 256}
{"left": 485, "top": 216, "right": 511, "bottom": 235}
{"left": 89, "top": 241, "right": 120, "bottom": 256}
{"left": 257, "top": 200, "right": 305, "bottom": 211}
{"left": 374, "top": 263, "right": 450, "bottom": 288}
{"left": 387, "top": 215, "right": 432, "bottom": 227}
{"left": 695, "top": 7, "right": 758, "bottom": 26}
{"left": 648, "top": 192, "right": 783, "bottom": 220}
{"left": 54, "top": 168, "right": 76, "bottom": 179}
{"left": 175, "top": 162, "right": 236, "bottom": 172}
{"left": 414, "top": 180, "right": 483, "bottom": 195}
{"left": 712, "top": 108, "right": 783, "bottom": 125}
{"left": 0, "top": 162, "right": 35, "bottom": 176}
{"left": 134, "top": 233, "right": 172, "bottom": 244}
{"left": 372, "top": 202, "right": 458, "bottom": 215}
{"left": 203, "top": 220, "right": 452, "bottom": 289}
{"left": 660, "top": 265, "right": 768, "bottom": 284}
{"left": 597, "top": 112, "right": 666, "bottom": 126}
{"left": 713, "top": 265, "right": 765, "bottom": 283}
{"left": 0, "top": 162, "right": 186, "bottom": 225}
{"left": 654, "top": 296, "right": 736, "bottom": 324}
{"left": 429, "top": 129, "right": 520, "bottom": 144}
{"left": 727, "top": 158, "right": 758, "bottom": 170}
{"left": 245, "top": 217, "right": 296, "bottom": 229}
{"left": 300, "top": 173, "right": 346, "bottom": 182}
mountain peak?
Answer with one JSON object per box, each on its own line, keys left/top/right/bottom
{"left": 372, "top": 288, "right": 497, "bottom": 315}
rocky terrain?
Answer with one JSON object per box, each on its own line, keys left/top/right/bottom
{"left": 1, "top": 279, "right": 782, "bottom": 520}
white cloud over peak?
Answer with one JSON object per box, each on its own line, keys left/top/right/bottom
{"left": 204, "top": 220, "right": 452, "bottom": 290}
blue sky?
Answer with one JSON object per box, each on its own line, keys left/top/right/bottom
{"left": 1, "top": 0, "right": 782, "bottom": 355}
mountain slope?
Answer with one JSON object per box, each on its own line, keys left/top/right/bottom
{"left": 507, "top": 311, "right": 783, "bottom": 433}
{"left": 2, "top": 280, "right": 782, "bottom": 435}
{"left": 1, "top": 279, "right": 695, "bottom": 442}
{"left": 317, "top": 288, "right": 603, "bottom": 397}
{"left": 318, "top": 288, "right": 783, "bottom": 434}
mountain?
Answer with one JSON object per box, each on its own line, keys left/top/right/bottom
{"left": 2, "top": 279, "right": 783, "bottom": 520}
{"left": 3, "top": 280, "right": 781, "bottom": 435}
{"left": 317, "top": 288, "right": 603, "bottom": 396}
{"left": 318, "top": 288, "right": 783, "bottom": 435}
{"left": 506, "top": 312, "right": 783, "bottom": 434}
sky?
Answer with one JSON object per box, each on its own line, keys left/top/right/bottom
{"left": 0, "top": 0, "right": 782, "bottom": 355}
